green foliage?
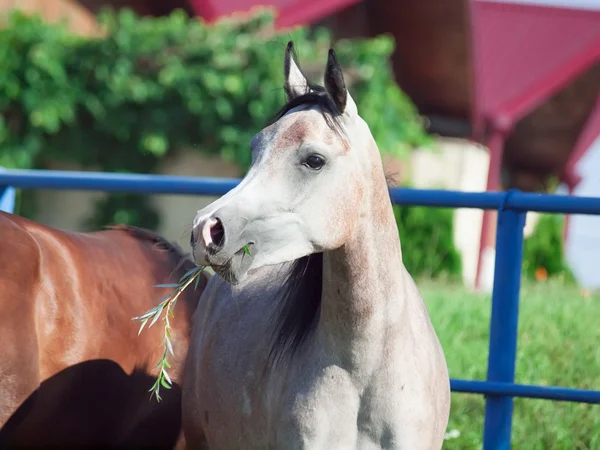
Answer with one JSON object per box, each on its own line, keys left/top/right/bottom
{"left": 522, "top": 213, "right": 575, "bottom": 283}
{"left": 0, "top": 8, "right": 429, "bottom": 230}
{"left": 393, "top": 203, "right": 462, "bottom": 280}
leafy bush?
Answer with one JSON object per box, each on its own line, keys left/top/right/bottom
{"left": 393, "top": 204, "right": 462, "bottom": 280}
{"left": 0, "top": 7, "right": 430, "bottom": 229}
{"left": 522, "top": 214, "right": 575, "bottom": 283}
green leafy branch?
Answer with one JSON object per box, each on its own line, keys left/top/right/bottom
{"left": 0, "top": 8, "right": 431, "bottom": 231}
{"left": 133, "top": 265, "right": 206, "bottom": 401}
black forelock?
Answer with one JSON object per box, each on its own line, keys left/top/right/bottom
{"left": 268, "top": 83, "right": 346, "bottom": 137}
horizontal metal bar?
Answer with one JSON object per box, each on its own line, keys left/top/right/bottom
{"left": 0, "top": 169, "right": 239, "bottom": 197}
{"left": 390, "top": 188, "right": 600, "bottom": 215}
{"left": 451, "top": 379, "right": 600, "bottom": 404}
{"left": 1, "top": 169, "right": 600, "bottom": 215}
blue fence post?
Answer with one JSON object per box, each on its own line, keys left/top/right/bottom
{"left": 0, "top": 167, "right": 16, "bottom": 214}
{"left": 483, "top": 190, "right": 526, "bottom": 450}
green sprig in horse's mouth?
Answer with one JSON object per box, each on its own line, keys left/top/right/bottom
{"left": 133, "top": 245, "right": 251, "bottom": 402}
{"left": 133, "top": 265, "right": 205, "bottom": 401}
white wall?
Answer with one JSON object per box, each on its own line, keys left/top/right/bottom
{"left": 408, "top": 138, "right": 491, "bottom": 289}
{"left": 564, "top": 134, "right": 600, "bottom": 289}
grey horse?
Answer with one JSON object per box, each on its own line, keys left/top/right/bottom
{"left": 184, "top": 41, "right": 450, "bottom": 450}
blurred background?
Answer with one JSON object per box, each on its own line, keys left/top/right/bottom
{"left": 0, "top": 0, "right": 598, "bottom": 447}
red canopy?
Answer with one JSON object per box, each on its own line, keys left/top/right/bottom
{"left": 188, "top": 0, "right": 359, "bottom": 28}
{"left": 470, "top": 0, "right": 600, "bottom": 135}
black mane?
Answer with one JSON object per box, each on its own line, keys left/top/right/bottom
{"left": 267, "top": 253, "right": 323, "bottom": 367}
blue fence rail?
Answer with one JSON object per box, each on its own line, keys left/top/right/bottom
{"left": 1, "top": 168, "right": 599, "bottom": 450}
{"left": 0, "top": 167, "right": 15, "bottom": 214}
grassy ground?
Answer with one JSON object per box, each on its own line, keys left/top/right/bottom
{"left": 419, "top": 279, "right": 600, "bottom": 450}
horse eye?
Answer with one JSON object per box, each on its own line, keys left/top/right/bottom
{"left": 304, "top": 155, "right": 326, "bottom": 170}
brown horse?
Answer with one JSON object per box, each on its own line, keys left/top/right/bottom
{"left": 0, "top": 210, "right": 209, "bottom": 449}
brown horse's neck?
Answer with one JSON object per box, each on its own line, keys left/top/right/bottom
{"left": 318, "top": 156, "right": 406, "bottom": 372}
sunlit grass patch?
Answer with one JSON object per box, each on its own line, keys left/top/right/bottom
{"left": 419, "top": 279, "right": 600, "bottom": 449}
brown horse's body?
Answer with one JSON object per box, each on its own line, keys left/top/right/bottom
{"left": 0, "top": 211, "right": 208, "bottom": 448}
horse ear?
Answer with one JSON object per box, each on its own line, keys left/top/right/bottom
{"left": 284, "top": 41, "right": 309, "bottom": 101}
{"left": 324, "top": 49, "right": 347, "bottom": 113}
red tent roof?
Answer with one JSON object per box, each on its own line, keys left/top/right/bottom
{"left": 188, "top": 0, "right": 359, "bottom": 28}
{"left": 469, "top": 0, "right": 600, "bottom": 135}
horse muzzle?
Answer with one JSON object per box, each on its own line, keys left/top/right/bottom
{"left": 191, "top": 215, "right": 255, "bottom": 284}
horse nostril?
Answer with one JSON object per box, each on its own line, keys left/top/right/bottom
{"left": 201, "top": 217, "right": 226, "bottom": 252}
{"left": 190, "top": 229, "right": 196, "bottom": 248}
{"left": 209, "top": 218, "right": 225, "bottom": 249}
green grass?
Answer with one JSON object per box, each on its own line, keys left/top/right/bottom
{"left": 419, "top": 279, "right": 600, "bottom": 450}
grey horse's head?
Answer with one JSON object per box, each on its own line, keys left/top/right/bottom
{"left": 191, "top": 41, "right": 377, "bottom": 284}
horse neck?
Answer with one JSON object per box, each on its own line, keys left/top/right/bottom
{"left": 318, "top": 149, "right": 407, "bottom": 373}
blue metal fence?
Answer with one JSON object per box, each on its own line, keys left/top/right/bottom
{"left": 0, "top": 167, "right": 15, "bottom": 214}
{"left": 1, "top": 168, "right": 599, "bottom": 450}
